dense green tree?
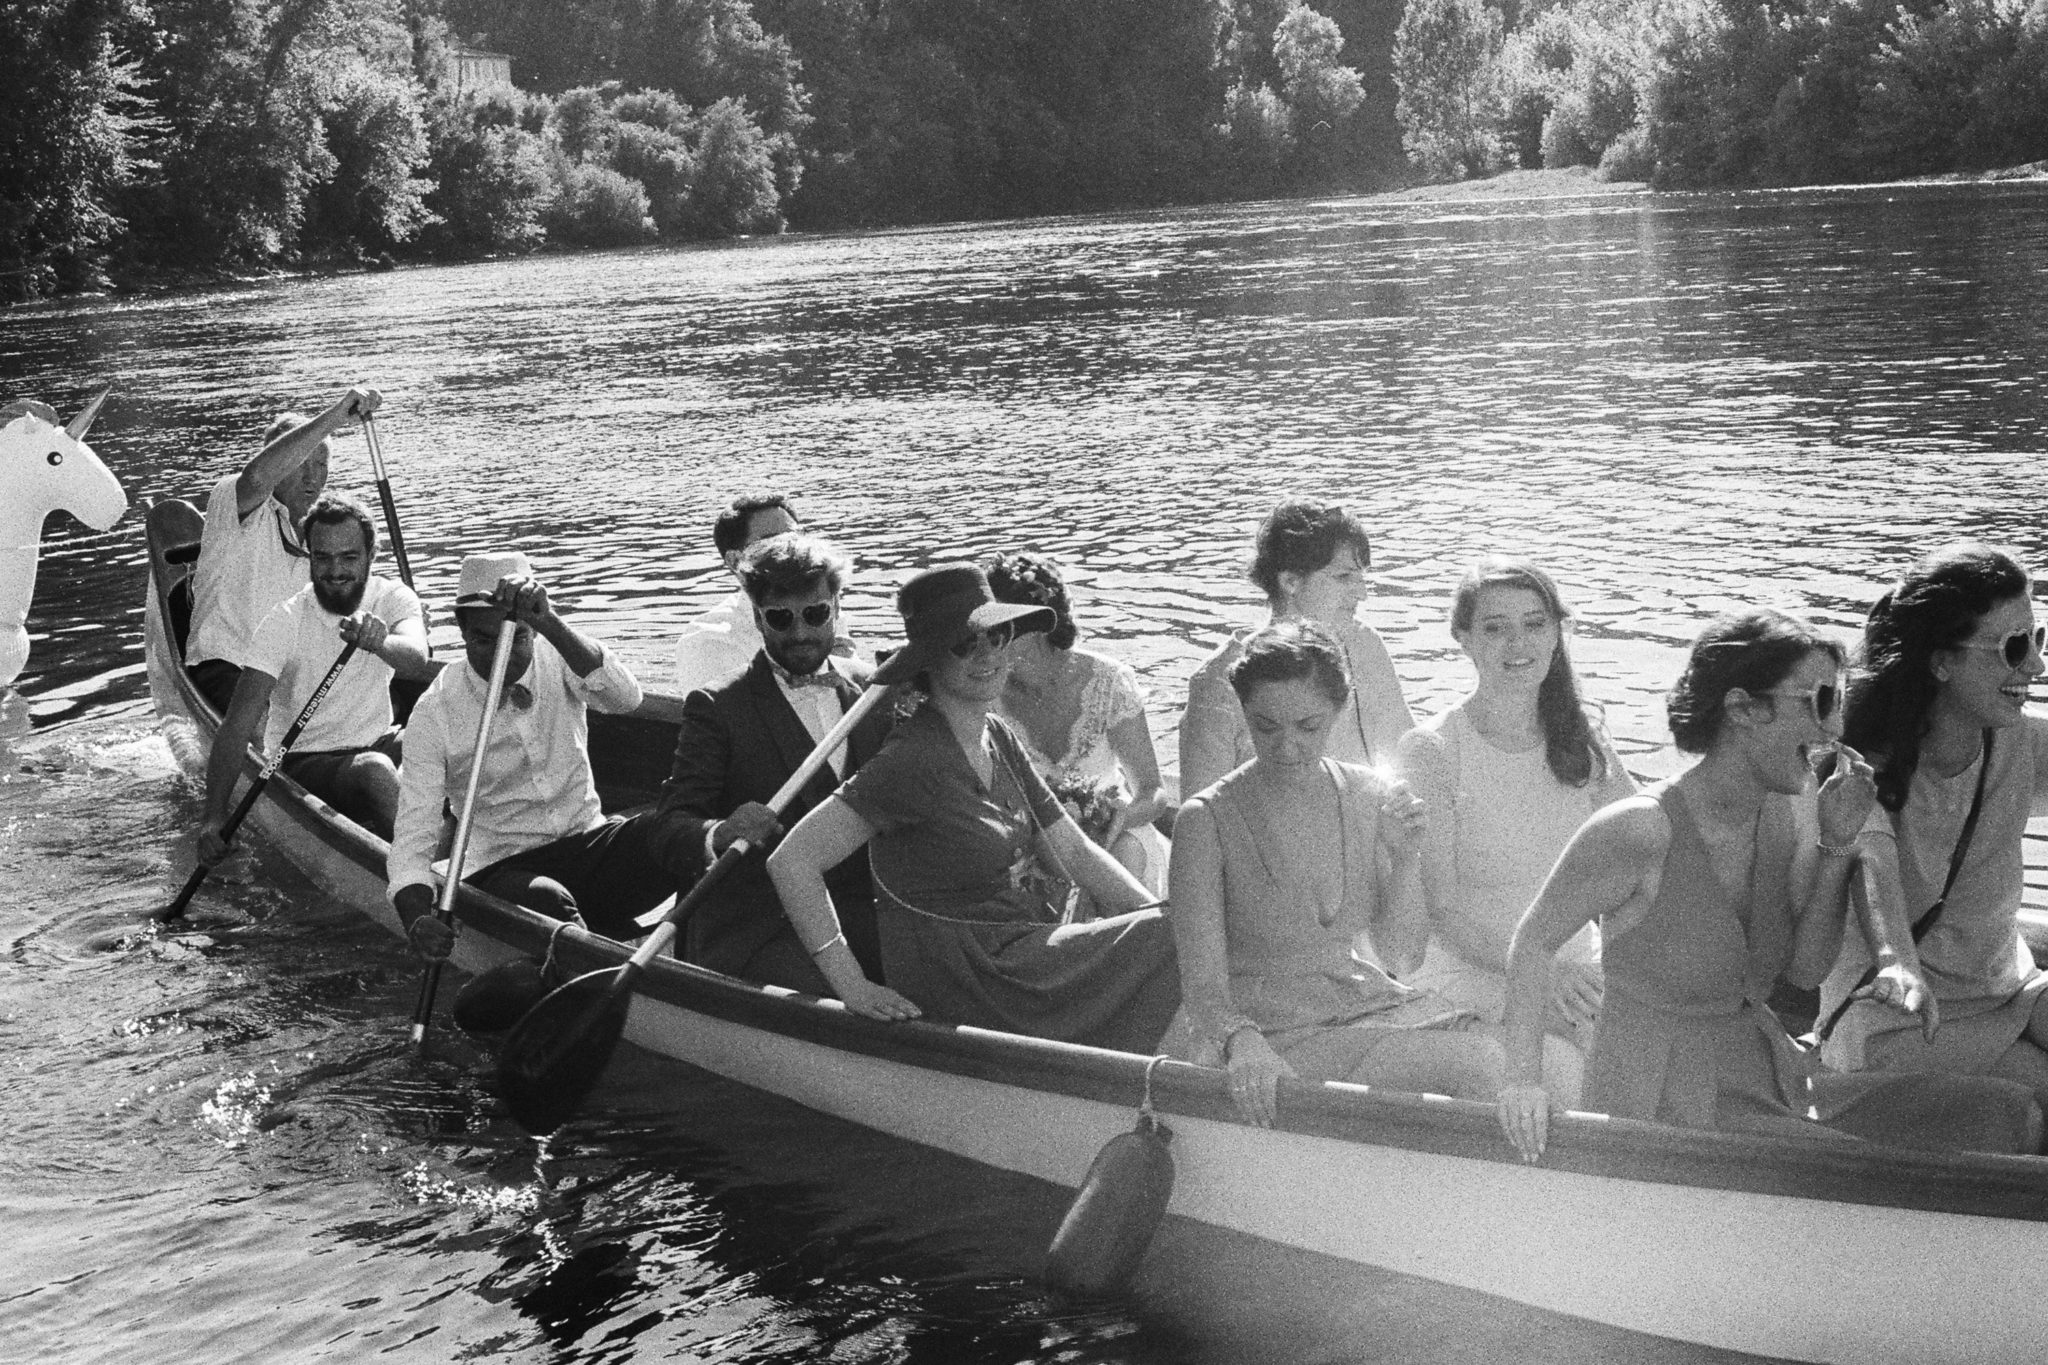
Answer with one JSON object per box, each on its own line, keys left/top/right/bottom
{"left": 0, "top": 0, "right": 152, "bottom": 297}
{"left": 681, "top": 94, "right": 783, "bottom": 233}
{"left": 418, "top": 91, "right": 552, "bottom": 254}
{"left": 304, "top": 64, "right": 437, "bottom": 255}
{"left": 1393, "top": 0, "right": 1505, "bottom": 177}
{"left": 1276, "top": 3, "right": 1368, "bottom": 181}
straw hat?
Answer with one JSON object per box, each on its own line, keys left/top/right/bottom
{"left": 871, "top": 563, "right": 1055, "bottom": 686}
{"left": 454, "top": 550, "right": 533, "bottom": 607}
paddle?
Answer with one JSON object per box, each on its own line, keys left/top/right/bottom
{"left": 359, "top": 413, "right": 414, "bottom": 590}
{"left": 497, "top": 680, "right": 891, "bottom": 1135}
{"left": 157, "top": 641, "right": 361, "bottom": 921}
{"left": 409, "top": 616, "right": 518, "bottom": 1051}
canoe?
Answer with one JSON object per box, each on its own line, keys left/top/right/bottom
{"left": 141, "top": 497, "right": 2048, "bottom": 1365}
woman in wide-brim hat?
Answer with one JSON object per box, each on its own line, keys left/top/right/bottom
{"left": 768, "top": 564, "right": 1181, "bottom": 1050}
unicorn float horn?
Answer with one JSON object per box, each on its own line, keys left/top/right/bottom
{"left": 65, "top": 389, "right": 110, "bottom": 441}
{"left": 1, "top": 391, "right": 128, "bottom": 685}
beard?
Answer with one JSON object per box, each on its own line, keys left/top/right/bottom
{"left": 314, "top": 575, "right": 367, "bottom": 615}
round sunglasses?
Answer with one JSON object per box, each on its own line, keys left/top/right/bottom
{"left": 949, "top": 621, "right": 1016, "bottom": 658}
{"left": 761, "top": 602, "right": 835, "bottom": 632}
{"left": 1958, "top": 624, "right": 2046, "bottom": 669}
{"left": 1758, "top": 682, "right": 1840, "bottom": 724}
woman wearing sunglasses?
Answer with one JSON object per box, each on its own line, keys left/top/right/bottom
{"left": 1497, "top": 609, "right": 2040, "bottom": 1162}
{"left": 1396, "top": 559, "right": 1637, "bottom": 1071}
{"left": 1816, "top": 543, "right": 2048, "bottom": 1110}
{"left": 766, "top": 564, "right": 1180, "bottom": 1050}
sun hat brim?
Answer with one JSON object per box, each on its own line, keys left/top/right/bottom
{"left": 868, "top": 593, "right": 1056, "bottom": 687}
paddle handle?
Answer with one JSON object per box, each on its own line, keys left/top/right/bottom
{"left": 361, "top": 414, "right": 414, "bottom": 590}
{"left": 622, "top": 681, "right": 892, "bottom": 976}
{"left": 410, "top": 618, "right": 518, "bottom": 1046}
{"left": 161, "top": 641, "right": 360, "bottom": 921}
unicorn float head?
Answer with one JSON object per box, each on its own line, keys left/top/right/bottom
{"left": 1, "top": 393, "right": 127, "bottom": 685}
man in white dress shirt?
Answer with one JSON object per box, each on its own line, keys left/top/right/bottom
{"left": 186, "top": 386, "right": 380, "bottom": 712}
{"left": 672, "top": 492, "right": 801, "bottom": 692}
{"left": 392, "top": 551, "right": 675, "bottom": 963}
{"left": 653, "top": 533, "right": 892, "bottom": 993}
{"left": 197, "top": 492, "right": 432, "bottom": 854}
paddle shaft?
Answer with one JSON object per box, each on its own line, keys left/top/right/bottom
{"left": 162, "top": 641, "right": 361, "bottom": 920}
{"left": 625, "top": 680, "right": 889, "bottom": 979}
{"left": 409, "top": 618, "right": 518, "bottom": 1047}
{"left": 360, "top": 414, "right": 414, "bottom": 590}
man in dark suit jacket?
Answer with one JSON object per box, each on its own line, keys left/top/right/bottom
{"left": 655, "top": 532, "right": 890, "bottom": 994}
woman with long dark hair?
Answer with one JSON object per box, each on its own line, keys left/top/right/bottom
{"left": 1397, "top": 559, "right": 1635, "bottom": 1055}
{"left": 1498, "top": 609, "right": 2038, "bottom": 1162}
{"left": 1817, "top": 543, "right": 2048, "bottom": 1107}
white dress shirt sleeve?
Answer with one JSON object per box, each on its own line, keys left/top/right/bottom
{"left": 387, "top": 687, "right": 452, "bottom": 902}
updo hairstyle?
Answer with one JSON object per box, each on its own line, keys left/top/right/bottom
{"left": 1666, "top": 609, "right": 1843, "bottom": 755}
{"left": 1248, "top": 497, "right": 1372, "bottom": 605}
{"left": 983, "top": 550, "right": 1079, "bottom": 649}
{"left": 1229, "top": 618, "right": 1351, "bottom": 709}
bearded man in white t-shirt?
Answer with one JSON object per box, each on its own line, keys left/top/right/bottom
{"left": 185, "top": 386, "right": 381, "bottom": 713}
{"left": 197, "top": 492, "right": 435, "bottom": 859}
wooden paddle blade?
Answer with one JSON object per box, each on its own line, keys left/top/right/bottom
{"left": 496, "top": 967, "right": 634, "bottom": 1134}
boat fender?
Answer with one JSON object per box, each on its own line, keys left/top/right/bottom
{"left": 1044, "top": 1055, "right": 1174, "bottom": 1299}
{"left": 454, "top": 921, "right": 573, "bottom": 1033}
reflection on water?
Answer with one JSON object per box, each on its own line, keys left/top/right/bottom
{"left": 9, "top": 180, "right": 2048, "bottom": 772}
{"left": 3, "top": 181, "right": 2045, "bottom": 1361}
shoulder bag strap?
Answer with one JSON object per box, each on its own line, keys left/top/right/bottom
{"left": 1812, "top": 728, "right": 1994, "bottom": 1045}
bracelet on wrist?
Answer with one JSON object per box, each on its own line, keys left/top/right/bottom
{"left": 805, "top": 930, "right": 847, "bottom": 958}
{"left": 1216, "top": 1013, "right": 1260, "bottom": 1060}
{"left": 1816, "top": 838, "right": 1860, "bottom": 859}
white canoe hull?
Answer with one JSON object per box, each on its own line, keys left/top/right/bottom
{"left": 142, "top": 498, "right": 2048, "bottom": 1364}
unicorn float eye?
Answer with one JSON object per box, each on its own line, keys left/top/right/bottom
{"left": 47, "top": 451, "right": 63, "bottom": 466}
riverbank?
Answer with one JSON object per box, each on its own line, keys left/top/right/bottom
{"left": 1372, "top": 158, "right": 2048, "bottom": 205}
{"left": 14, "top": 161, "right": 2048, "bottom": 311}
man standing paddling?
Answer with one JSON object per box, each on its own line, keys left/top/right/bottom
{"left": 654, "top": 533, "right": 891, "bottom": 992}
{"left": 391, "top": 553, "right": 675, "bottom": 966}
{"left": 197, "top": 492, "right": 431, "bottom": 854}
{"left": 186, "top": 386, "right": 381, "bottom": 712}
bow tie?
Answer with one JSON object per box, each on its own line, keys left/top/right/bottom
{"left": 496, "top": 681, "right": 533, "bottom": 711}
{"left": 774, "top": 662, "right": 838, "bottom": 690}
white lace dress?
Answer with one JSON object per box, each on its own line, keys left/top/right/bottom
{"left": 1002, "top": 648, "right": 1169, "bottom": 895}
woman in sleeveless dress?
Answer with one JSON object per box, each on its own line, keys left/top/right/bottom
{"left": 1179, "top": 497, "right": 1414, "bottom": 801}
{"left": 1168, "top": 620, "right": 1575, "bottom": 1128}
{"left": 767, "top": 564, "right": 1180, "bottom": 1052}
{"left": 1398, "top": 560, "right": 1635, "bottom": 1059}
{"left": 1498, "top": 609, "right": 2039, "bottom": 1162}
{"left": 983, "top": 551, "right": 1170, "bottom": 895}
{"left": 1818, "top": 543, "right": 2048, "bottom": 1108}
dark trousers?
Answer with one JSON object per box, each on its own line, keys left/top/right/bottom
{"left": 187, "top": 660, "right": 241, "bottom": 715}
{"left": 466, "top": 813, "right": 676, "bottom": 942}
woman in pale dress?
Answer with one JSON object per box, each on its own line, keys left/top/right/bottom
{"left": 1498, "top": 609, "right": 2039, "bottom": 1162}
{"left": 1169, "top": 620, "right": 1576, "bottom": 1128}
{"left": 1397, "top": 559, "right": 1635, "bottom": 1062}
{"left": 1178, "top": 497, "right": 1414, "bottom": 801}
{"left": 1818, "top": 543, "right": 2048, "bottom": 1110}
{"left": 984, "top": 551, "right": 1170, "bottom": 894}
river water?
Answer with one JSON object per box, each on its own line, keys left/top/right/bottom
{"left": 4, "top": 180, "right": 2047, "bottom": 1362}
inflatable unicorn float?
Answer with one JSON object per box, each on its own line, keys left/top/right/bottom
{"left": 1, "top": 393, "right": 127, "bottom": 686}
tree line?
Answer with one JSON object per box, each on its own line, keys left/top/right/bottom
{"left": 2, "top": 0, "right": 1407, "bottom": 301}
{"left": 1393, "top": 0, "right": 2048, "bottom": 187}
{"left": 7, "top": 0, "right": 2043, "bottom": 303}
